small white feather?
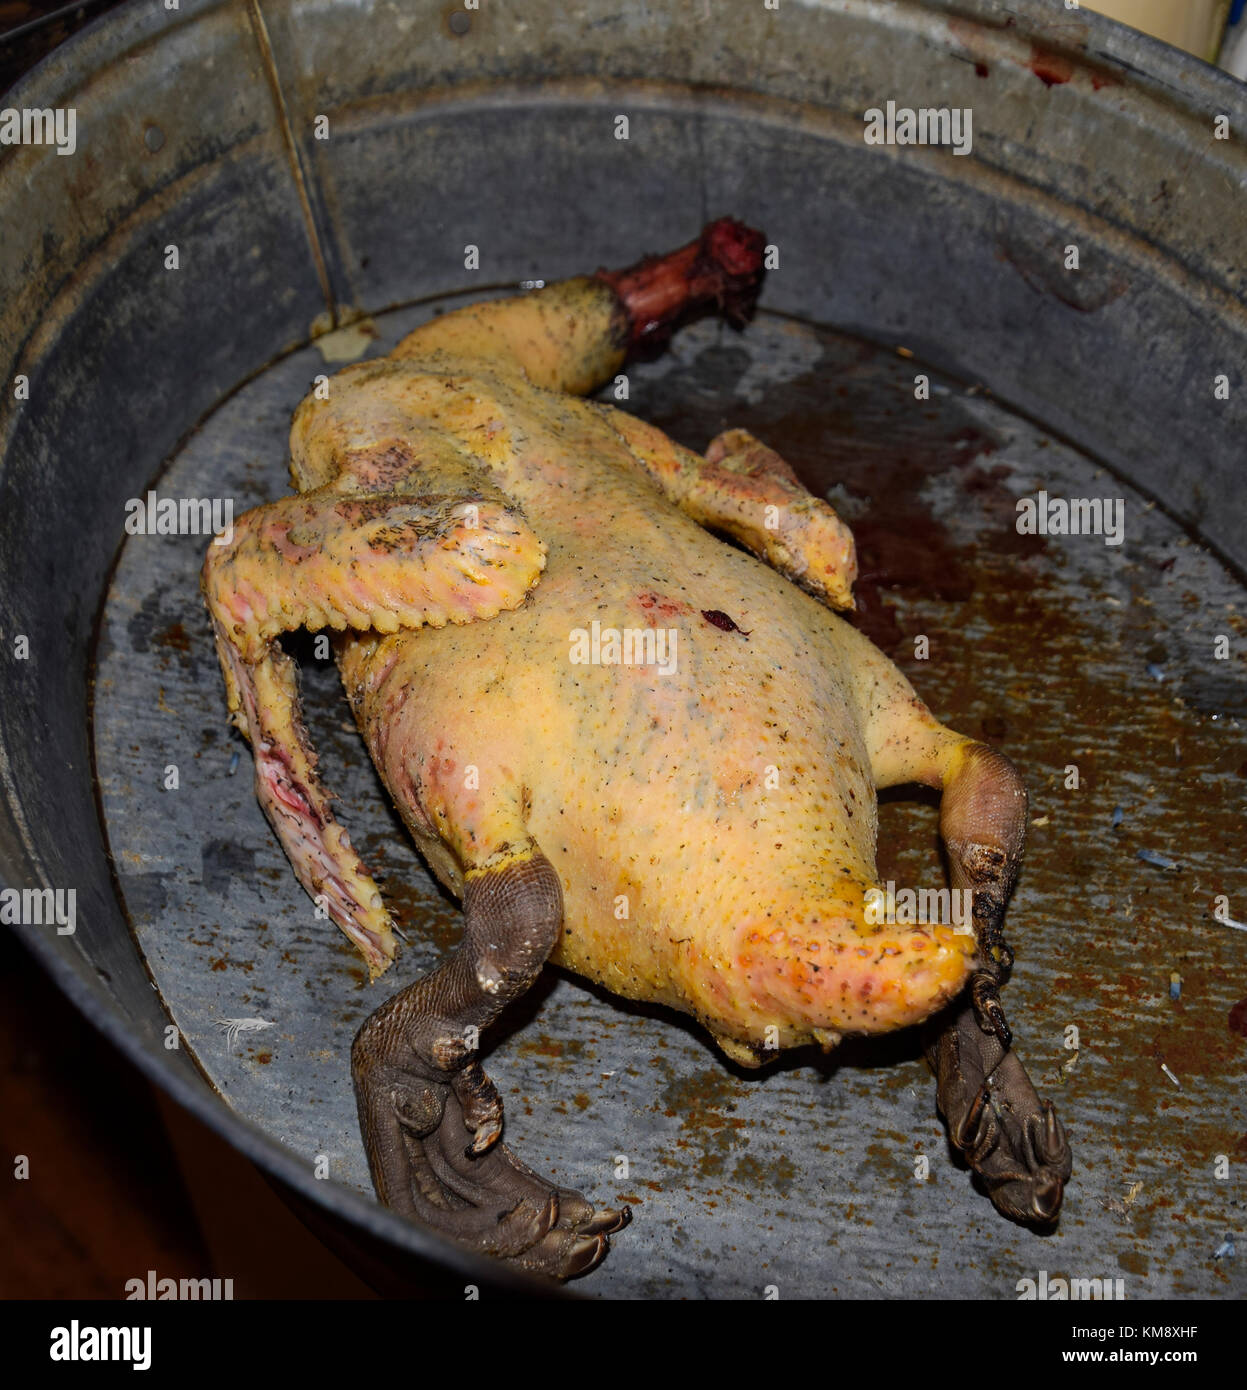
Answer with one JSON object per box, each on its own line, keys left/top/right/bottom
{"left": 216, "top": 1016, "right": 277, "bottom": 1048}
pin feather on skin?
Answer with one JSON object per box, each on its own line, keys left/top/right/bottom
{"left": 202, "top": 219, "right": 1071, "bottom": 1279}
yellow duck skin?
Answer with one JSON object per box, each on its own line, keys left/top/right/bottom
{"left": 202, "top": 220, "right": 1071, "bottom": 1279}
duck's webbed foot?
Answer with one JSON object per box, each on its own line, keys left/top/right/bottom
{"left": 927, "top": 1000, "right": 1072, "bottom": 1225}
{"left": 352, "top": 848, "right": 629, "bottom": 1279}
{"left": 927, "top": 740, "right": 1072, "bottom": 1224}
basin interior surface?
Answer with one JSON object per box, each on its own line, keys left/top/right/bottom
{"left": 93, "top": 298, "right": 1247, "bottom": 1298}
{"left": 5, "top": 0, "right": 1246, "bottom": 1300}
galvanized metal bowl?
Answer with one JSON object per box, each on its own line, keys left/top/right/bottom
{"left": 2, "top": 0, "right": 1244, "bottom": 1296}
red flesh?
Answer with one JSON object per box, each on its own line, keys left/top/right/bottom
{"left": 595, "top": 216, "right": 767, "bottom": 348}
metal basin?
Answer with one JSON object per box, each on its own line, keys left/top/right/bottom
{"left": 2, "top": 0, "right": 1244, "bottom": 1297}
